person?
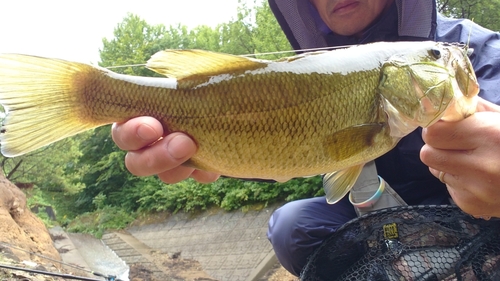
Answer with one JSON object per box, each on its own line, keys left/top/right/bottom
{"left": 111, "top": 0, "right": 500, "bottom": 276}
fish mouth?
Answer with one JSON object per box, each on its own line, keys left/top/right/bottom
{"left": 332, "top": 0, "right": 360, "bottom": 15}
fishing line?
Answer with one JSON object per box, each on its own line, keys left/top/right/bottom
{"left": 103, "top": 45, "right": 351, "bottom": 70}
{"left": 467, "top": 18, "right": 474, "bottom": 50}
{"left": 105, "top": 63, "right": 146, "bottom": 69}
{"left": 0, "top": 241, "right": 92, "bottom": 274}
{"left": 240, "top": 45, "right": 350, "bottom": 57}
{"left": 0, "top": 263, "right": 120, "bottom": 281}
{"left": 0, "top": 241, "right": 122, "bottom": 280}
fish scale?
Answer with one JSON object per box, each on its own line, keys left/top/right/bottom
{"left": 174, "top": 71, "right": 384, "bottom": 177}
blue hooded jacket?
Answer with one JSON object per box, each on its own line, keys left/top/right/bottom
{"left": 268, "top": 0, "right": 500, "bottom": 205}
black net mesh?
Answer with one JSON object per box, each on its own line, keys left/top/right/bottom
{"left": 301, "top": 205, "right": 500, "bottom": 281}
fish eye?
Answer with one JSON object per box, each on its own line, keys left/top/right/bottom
{"left": 430, "top": 48, "right": 441, "bottom": 59}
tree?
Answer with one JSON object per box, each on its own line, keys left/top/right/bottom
{"left": 216, "top": 0, "right": 291, "bottom": 57}
{"left": 252, "top": 0, "right": 292, "bottom": 59}
{"left": 100, "top": 13, "right": 169, "bottom": 76}
{"left": 438, "top": 0, "right": 500, "bottom": 31}
{"left": 0, "top": 135, "right": 86, "bottom": 194}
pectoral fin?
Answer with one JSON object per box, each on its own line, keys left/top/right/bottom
{"left": 324, "top": 123, "right": 385, "bottom": 161}
{"left": 323, "top": 164, "right": 364, "bottom": 204}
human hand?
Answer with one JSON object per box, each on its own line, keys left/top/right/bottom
{"left": 421, "top": 97, "right": 500, "bottom": 219}
{"left": 111, "top": 116, "right": 220, "bottom": 184}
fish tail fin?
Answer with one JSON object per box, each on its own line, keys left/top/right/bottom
{"left": 0, "top": 54, "right": 101, "bottom": 157}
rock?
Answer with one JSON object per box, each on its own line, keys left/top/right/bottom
{"left": 0, "top": 174, "right": 61, "bottom": 264}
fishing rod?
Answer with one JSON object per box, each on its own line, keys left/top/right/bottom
{"left": 0, "top": 242, "right": 123, "bottom": 281}
{"left": 0, "top": 263, "right": 121, "bottom": 281}
{"left": 0, "top": 241, "right": 92, "bottom": 274}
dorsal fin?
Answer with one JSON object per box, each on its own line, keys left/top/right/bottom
{"left": 146, "top": 49, "right": 268, "bottom": 81}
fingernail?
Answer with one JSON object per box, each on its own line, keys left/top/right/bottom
{"left": 137, "top": 123, "right": 159, "bottom": 142}
{"left": 167, "top": 134, "right": 195, "bottom": 159}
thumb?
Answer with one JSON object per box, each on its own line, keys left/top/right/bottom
{"left": 476, "top": 97, "right": 500, "bottom": 113}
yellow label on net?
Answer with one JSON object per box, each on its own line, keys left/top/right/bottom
{"left": 383, "top": 222, "right": 399, "bottom": 239}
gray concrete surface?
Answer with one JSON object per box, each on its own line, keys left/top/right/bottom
{"left": 51, "top": 227, "right": 129, "bottom": 280}
{"left": 102, "top": 232, "right": 178, "bottom": 280}
{"left": 103, "top": 203, "right": 282, "bottom": 281}
{"left": 49, "top": 226, "right": 93, "bottom": 276}
{"left": 68, "top": 232, "right": 129, "bottom": 280}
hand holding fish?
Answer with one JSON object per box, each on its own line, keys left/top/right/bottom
{"left": 112, "top": 116, "right": 220, "bottom": 184}
{"left": 421, "top": 97, "right": 500, "bottom": 218}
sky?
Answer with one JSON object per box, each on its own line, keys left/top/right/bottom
{"left": 0, "top": 0, "right": 247, "bottom": 65}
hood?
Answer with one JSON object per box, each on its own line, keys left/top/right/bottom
{"left": 269, "top": 0, "right": 437, "bottom": 51}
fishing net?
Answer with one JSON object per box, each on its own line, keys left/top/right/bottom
{"left": 301, "top": 205, "right": 500, "bottom": 281}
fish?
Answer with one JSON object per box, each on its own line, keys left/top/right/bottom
{"left": 0, "top": 41, "right": 479, "bottom": 204}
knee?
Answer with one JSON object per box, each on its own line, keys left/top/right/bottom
{"left": 268, "top": 196, "right": 351, "bottom": 242}
{"left": 268, "top": 199, "right": 308, "bottom": 240}
{"left": 267, "top": 199, "right": 312, "bottom": 276}
{"left": 267, "top": 197, "right": 356, "bottom": 276}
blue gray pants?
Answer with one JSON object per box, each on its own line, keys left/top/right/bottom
{"left": 267, "top": 196, "right": 357, "bottom": 276}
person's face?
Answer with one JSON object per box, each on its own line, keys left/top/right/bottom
{"left": 310, "top": 0, "right": 395, "bottom": 37}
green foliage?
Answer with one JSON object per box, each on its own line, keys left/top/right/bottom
{"left": 35, "top": 211, "right": 56, "bottom": 229}
{"left": 25, "top": 187, "right": 81, "bottom": 225}
{"left": 214, "top": 0, "right": 291, "bottom": 57}
{"left": 252, "top": 0, "right": 293, "bottom": 59}
{"left": 74, "top": 126, "right": 128, "bottom": 213}
{"left": 137, "top": 179, "right": 221, "bottom": 213}
{"left": 92, "top": 192, "right": 107, "bottom": 209}
{"left": 438, "top": 0, "right": 500, "bottom": 31}
{"left": 67, "top": 206, "right": 136, "bottom": 238}
{"left": 26, "top": 190, "right": 55, "bottom": 228}
{"left": 137, "top": 176, "right": 323, "bottom": 213}
{"left": 100, "top": 13, "right": 168, "bottom": 75}
{"left": 26, "top": 187, "right": 52, "bottom": 208}
{"left": 1, "top": 134, "right": 88, "bottom": 194}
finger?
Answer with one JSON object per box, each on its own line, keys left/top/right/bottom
{"left": 476, "top": 96, "right": 500, "bottom": 112}
{"left": 421, "top": 144, "right": 478, "bottom": 177}
{"left": 422, "top": 112, "right": 499, "bottom": 151}
{"left": 449, "top": 183, "right": 499, "bottom": 219}
{"left": 191, "top": 170, "right": 220, "bottom": 183}
{"left": 157, "top": 165, "right": 196, "bottom": 184}
{"left": 447, "top": 184, "right": 478, "bottom": 214}
{"left": 112, "top": 116, "right": 164, "bottom": 151}
{"left": 124, "top": 133, "right": 197, "bottom": 176}
{"left": 445, "top": 184, "right": 496, "bottom": 218}
{"left": 428, "top": 160, "right": 498, "bottom": 210}
{"left": 429, "top": 167, "right": 485, "bottom": 216}
{"left": 157, "top": 166, "right": 220, "bottom": 184}
{"left": 428, "top": 167, "right": 455, "bottom": 185}
{"left": 422, "top": 136, "right": 500, "bottom": 178}
{"left": 420, "top": 144, "right": 458, "bottom": 171}
{"left": 422, "top": 120, "right": 477, "bottom": 150}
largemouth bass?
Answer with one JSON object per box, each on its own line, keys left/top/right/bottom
{"left": 0, "top": 41, "right": 478, "bottom": 203}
